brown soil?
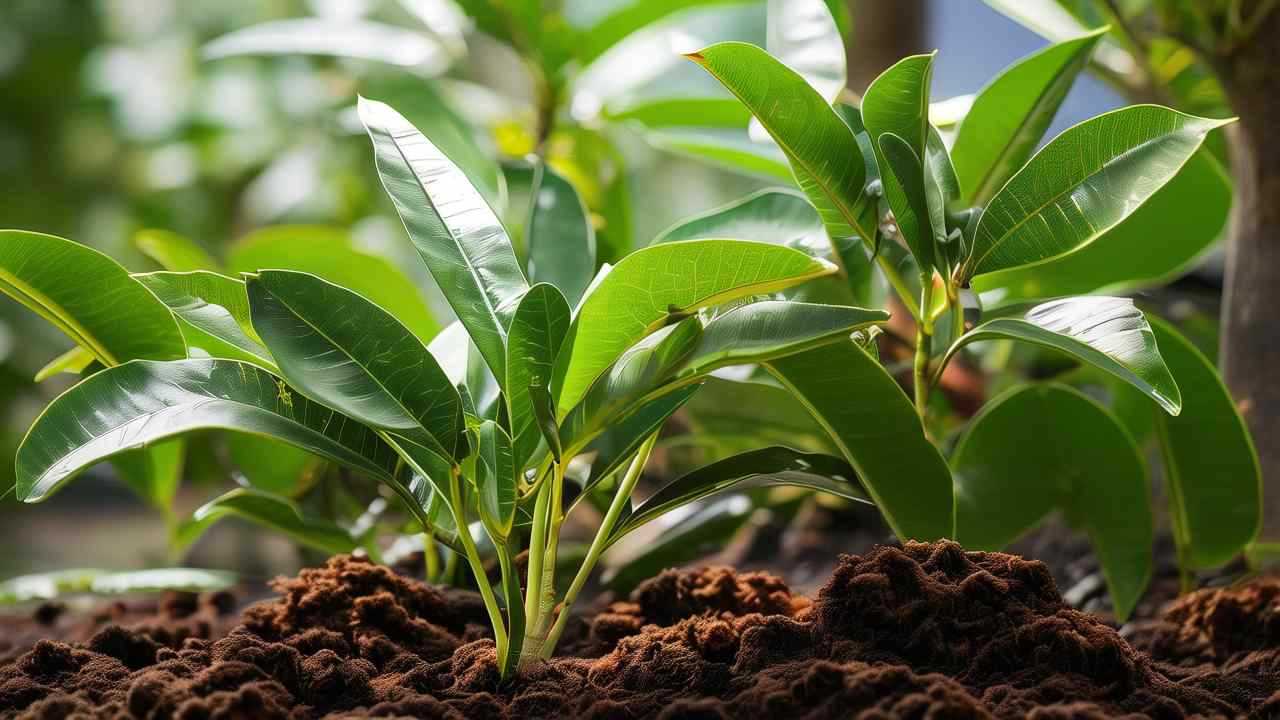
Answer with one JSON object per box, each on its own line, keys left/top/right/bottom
{"left": 2, "top": 541, "right": 1277, "bottom": 718}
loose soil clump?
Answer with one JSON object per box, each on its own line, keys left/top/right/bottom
{"left": 2, "top": 541, "right": 1277, "bottom": 718}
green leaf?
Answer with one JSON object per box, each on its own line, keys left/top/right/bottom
{"left": 227, "top": 434, "right": 320, "bottom": 495}
{"left": 1149, "top": 317, "right": 1260, "bottom": 569}
{"left": 938, "top": 297, "right": 1180, "bottom": 415}
{"left": 951, "top": 383, "right": 1151, "bottom": 620}
{"left": 574, "top": 0, "right": 753, "bottom": 66}
{"left": 605, "top": 97, "right": 752, "bottom": 128}
{"left": 878, "top": 132, "right": 936, "bottom": 271}
{"left": 609, "top": 447, "right": 869, "bottom": 543}
{"left": 980, "top": 0, "right": 1133, "bottom": 78}
{"left": 924, "top": 127, "right": 964, "bottom": 272}
{"left": 175, "top": 488, "right": 357, "bottom": 555}
{"left": 583, "top": 385, "right": 699, "bottom": 489}
{"left": 526, "top": 163, "right": 596, "bottom": 306}
{"left": 246, "top": 270, "right": 465, "bottom": 460}
{"left": 33, "top": 346, "right": 95, "bottom": 382}
{"left": 15, "top": 359, "right": 399, "bottom": 502}
{"left": 602, "top": 497, "right": 752, "bottom": 593}
{"left": 506, "top": 284, "right": 571, "bottom": 468}
{"left": 134, "top": 271, "right": 274, "bottom": 369}
{"left": 862, "top": 53, "right": 934, "bottom": 157}
{"left": 226, "top": 225, "right": 440, "bottom": 346}
{"left": 684, "top": 376, "right": 835, "bottom": 457}
{"left": 972, "top": 149, "right": 1230, "bottom": 306}
{"left": 204, "top": 19, "right": 448, "bottom": 71}
{"left": 530, "top": 384, "right": 562, "bottom": 463}
{"left": 134, "top": 229, "right": 220, "bottom": 272}
{"left": 0, "top": 230, "right": 186, "bottom": 366}
{"left": 0, "top": 568, "right": 236, "bottom": 605}
{"left": 551, "top": 238, "right": 837, "bottom": 415}
{"left": 359, "top": 96, "right": 529, "bottom": 382}
{"left": 112, "top": 439, "right": 185, "bottom": 512}
{"left": 952, "top": 30, "right": 1106, "bottom": 205}
{"left": 960, "top": 105, "right": 1231, "bottom": 281}
{"left": 644, "top": 128, "right": 794, "bottom": 182}
{"left": 763, "top": 340, "right": 953, "bottom": 541}
{"left": 475, "top": 420, "right": 517, "bottom": 539}
{"left": 687, "top": 43, "right": 875, "bottom": 245}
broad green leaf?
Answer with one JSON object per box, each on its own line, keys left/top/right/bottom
{"left": 475, "top": 420, "right": 517, "bottom": 539}
{"left": 359, "top": 96, "right": 529, "bottom": 382}
{"left": 246, "top": 270, "right": 465, "bottom": 460}
{"left": 227, "top": 434, "right": 320, "bottom": 496}
{"left": 609, "top": 447, "right": 869, "bottom": 543}
{"left": 16, "top": 359, "right": 399, "bottom": 502}
{"left": 972, "top": 149, "right": 1230, "bottom": 306}
{"left": 1150, "top": 317, "right": 1260, "bottom": 568}
{"left": 175, "top": 488, "right": 357, "bottom": 555}
{"left": 952, "top": 31, "right": 1106, "bottom": 205}
{"left": 527, "top": 164, "right": 596, "bottom": 306}
{"left": 951, "top": 383, "right": 1151, "bottom": 620}
{"left": 645, "top": 128, "right": 794, "bottom": 182}
{"left": 551, "top": 238, "right": 836, "bottom": 415}
{"left": 763, "top": 340, "right": 953, "bottom": 541}
{"left": 506, "top": 284, "right": 571, "bottom": 468}
{"left": 862, "top": 54, "right": 934, "bottom": 156}
{"left": 0, "top": 230, "right": 186, "bottom": 365}
{"left": 34, "top": 346, "right": 94, "bottom": 382}
{"left": 573, "top": 0, "right": 753, "bottom": 66}
{"left": 939, "top": 297, "right": 1180, "bottom": 415}
{"left": 687, "top": 43, "right": 875, "bottom": 245}
{"left": 112, "top": 439, "right": 185, "bottom": 512}
{"left": 204, "top": 19, "right": 448, "bottom": 71}
{"left": 135, "top": 271, "right": 273, "bottom": 369}
{"left": 134, "top": 229, "right": 219, "bottom": 272}
{"left": 878, "top": 132, "right": 935, "bottom": 271}
{"left": 672, "top": 301, "right": 889, "bottom": 380}
{"left": 981, "top": 0, "right": 1133, "bottom": 77}
{"left": 961, "top": 106, "right": 1231, "bottom": 281}
{"left": 0, "top": 568, "right": 235, "bottom": 605}
{"left": 583, "top": 385, "right": 700, "bottom": 489}
{"left": 605, "top": 97, "right": 752, "bottom": 128}
{"left": 684, "top": 376, "right": 834, "bottom": 457}
{"left": 226, "top": 225, "right": 440, "bottom": 346}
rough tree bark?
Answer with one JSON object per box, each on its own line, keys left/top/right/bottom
{"left": 1210, "top": 8, "right": 1280, "bottom": 539}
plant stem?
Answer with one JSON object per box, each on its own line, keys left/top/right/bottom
{"left": 875, "top": 254, "right": 922, "bottom": 321}
{"left": 913, "top": 276, "right": 936, "bottom": 419}
{"left": 520, "top": 473, "right": 553, "bottom": 666}
{"left": 540, "top": 433, "right": 657, "bottom": 658}
{"left": 496, "top": 539, "right": 525, "bottom": 679}
{"left": 445, "top": 467, "right": 508, "bottom": 660}
{"left": 422, "top": 530, "right": 440, "bottom": 584}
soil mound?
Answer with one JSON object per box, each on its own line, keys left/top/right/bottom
{"left": 1, "top": 542, "right": 1276, "bottom": 718}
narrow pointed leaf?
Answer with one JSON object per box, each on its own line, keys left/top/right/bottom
{"left": 135, "top": 271, "right": 274, "bottom": 369}
{"left": 878, "top": 132, "right": 935, "bottom": 271}
{"left": 359, "top": 96, "right": 529, "bottom": 381}
{"left": 506, "top": 284, "right": 571, "bottom": 468}
{"left": 551, "top": 238, "right": 837, "bottom": 415}
{"left": 0, "top": 230, "right": 186, "bottom": 365}
{"left": 16, "top": 359, "right": 399, "bottom": 502}
{"left": 34, "top": 346, "right": 95, "bottom": 382}
{"left": 134, "top": 229, "right": 220, "bottom": 272}
{"left": 176, "top": 488, "right": 357, "bottom": 555}
{"left": 610, "top": 447, "right": 869, "bottom": 543}
{"left": 204, "top": 19, "right": 448, "bottom": 71}
{"left": 952, "top": 31, "right": 1106, "bottom": 205}
{"left": 527, "top": 164, "right": 596, "bottom": 306}
{"left": 961, "top": 106, "right": 1231, "bottom": 281}
{"left": 862, "top": 53, "right": 934, "bottom": 159}
{"left": 763, "top": 340, "right": 954, "bottom": 541}
{"left": 1149, "top": 317, "right": 1260, "bottom": 568}
{"left": 646, "top": 128, "right": 794, "bottom": 181}
{"left": 530, "top": 384, "right": 562, "bottom": 463}
{"left": 952, "top": 384, "right": 1151, "bottom": 620}
{"left": 246, "top": 270, "right": 465, "bottom": 460}
{"left": 476, "top": 420, "right": 517, "bottom": 539}
{"left": 583, "top": 384, "right": 700, "bottom": 489}
{"left": 939, "top": 297, "right": 1180, "bottom": 415}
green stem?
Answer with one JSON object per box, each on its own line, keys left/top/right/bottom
{"left": 422, "top": 530, "right": 440, "bottom": 584}
{"left": 876, "top": 254, "right": 922, "bottom": 321}
{"left": 540, "top": 433, "right": 657, "bottom": 658}
{"left": 520, "top": 474, "right": 553, "bottom": 665}
{"left": 1155, "top": 409, "right": 1197, "bottom": 594}
{"left": 446, "top": 467, "right": 508, "bottom": 657}
{"left": 496, "top": 540, "right": 526, "bottom": 679}
{"left": 913, "top": 276, "right": 936, "bottom": 419}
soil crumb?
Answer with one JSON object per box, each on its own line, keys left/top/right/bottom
{"left": 2, "top": 543, "right": 1277, "bottom": 718}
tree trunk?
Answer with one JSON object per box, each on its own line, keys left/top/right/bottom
{"left": 1211, "top": 8, "right": 1280, "bottom": 539}
{"left": 845, "top": 0, "right": 927, "bottom": 92}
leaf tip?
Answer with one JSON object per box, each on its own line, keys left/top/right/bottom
{"left": 682, "top": 50, "right": 706, "bottom": 63}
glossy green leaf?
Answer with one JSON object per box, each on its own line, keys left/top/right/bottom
{"left": 204, "top": 19, "right": 448, "bottom": 71}
{"left": 610, "top": 447, "right": 869, "bottom": 543}
{"left": 246, "top": 270, "right": 465, "bottom": 460}
{"left": 360, "top": 96, "right": 529, "bottom": 381}
{"left": 506, "top": 284, "right": 571, "bottom": 468}
{"left": 952, "top": 31, "right": 1106, "bottom": 205}
{"left": 972, "top": 149, "right": 1230, "bottom": 306}
{"left": 939, "top": 297, "right": 1180, "bottom": 414}
{"left": 961, "top": 106, "right": 1231, "bottom": 281}
{"left": 863, "top": 53, "right": 934, "bottom": 158}
{"left": 16, "top": 359, "right": 399, "bottom": 502}
{"left": 684, "top": 376, "right": 834, "bottom": 456}
{"left": 34, "top": 346, "right": 94, "bottom": 382}
{"left": 475, "top": 420, "right": 517, "bottom": 539}
{"left": 574, "top": 0, "right": 753, "bottom": 66}
{"left": 112, "top": 439, "right": 185, "bottom": 512}
{"left": 176, "top": 488, "right": 357, "bottom": 555}
{"left": 527, "top": 164, "right": 596, "bottom": 306}
{"left": 1149, "top": 317, "right": 1260, "bottom": 568}
{"left": 878, "top": 132, "right": 935, "bottom": 271}
{"left": 645, "top": 128, "right": 794, "bottom": 182}
{"left": 134, "top": 229, "right": 219, "bottom": 272}
{"left": 551, "top": 238, "right": 836, "bottom": 415}
{"left": 135, "top": 271, "right": 273, "bottom": 369}
{"left": 583, "top": 384, "right": 699, "bottom": 489}
{"left": 687, "top": 43, "right": 875, "bottom": 244}
{"left": 951, "top": 383, "right": 1151, "bottom": 620}
{"left": 924, "top": 127, "right": 964, "bottom": 272}
{"left": 226, "top": 225, "right": 439, "bottom": 346}
{"left": 0, "top": 568, "right": 235, "bottom": 605}
{"left": 0, "top": 230, "right": 186, "bottom": 366}
{"left": 763, "top": 340, "right": 953, "bottom": 541}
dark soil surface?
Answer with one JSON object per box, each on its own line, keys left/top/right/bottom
{"left": 2, "top": 541, "right": 1277, "bottom": 718}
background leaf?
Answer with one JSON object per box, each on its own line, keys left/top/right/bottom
{"left": 134, "top": 229, "right": 220, "bottom": 272}
{"left": 204, "top": 18, "right": 448, "bottom": 71}
{"left": 135, "top": 271, "right": 273, "bottom": 369}
{"left": 176, "top": 488, "right": 357, "bottom": 555}
{"left": 506, "top": 284, "right": 571, "bottom": 468}
{"left": 526, "top": 163, "right": 596, "bottom": 307}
